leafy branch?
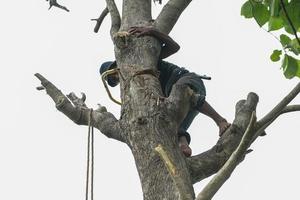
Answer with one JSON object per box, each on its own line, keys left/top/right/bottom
{"left": 241, "top": 0, "right": 300, "bottom": 79}
{"left": 280, "top": 0, "right": 300, "bottom": 46}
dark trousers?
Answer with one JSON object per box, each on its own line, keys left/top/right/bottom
{"left": 173, "top": 73, "right": 206, "bottom": 144}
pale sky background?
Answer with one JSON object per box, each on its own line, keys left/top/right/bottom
{"left": 0, "top": 0, "right": 299, "bottom": 199}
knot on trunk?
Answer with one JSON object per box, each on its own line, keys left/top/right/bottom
{"left": 113, "top": 31, "right": 131, "bottom": 49}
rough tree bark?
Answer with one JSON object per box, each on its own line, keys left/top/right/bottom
{"left": 37, "top": 0, "right": 300, "bottom": 199}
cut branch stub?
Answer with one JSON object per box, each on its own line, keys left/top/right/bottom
{"left": 113, "top": 31, "right": 131, "bottom": 49}
{"left": 67, "top": 92, "right": 87, "bottom": 108}
{"left": 155, "top": 144, "right": 194, "bottom": 200}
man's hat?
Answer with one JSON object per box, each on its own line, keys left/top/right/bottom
{"left": 99, "top": 61, "right": 118, "bottom": 87}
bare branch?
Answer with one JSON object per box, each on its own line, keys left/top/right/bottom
{"left": 257, "top": 82, "right": 300, "bottom": 130}
{"left": 252, "top": 104, "right": 300, "bottom": 143}
{"left": 281, "top": 104, "right": 300, "bottom": 114}
{"left": 105, "top": 0, "right": 121, "bottom": 38}
{"left": 35, "top": 73, "right": 125, "bottom": 142}
{"left": 91, "top": 7, "right": 109, "bottom": 33}
{"left": 250, "top": 87, "right": 300, "bottom": 144}
{"left": 46, "top": 0, "right": 69, "bottom": 12}
{"left": 196, "top": 112, "right": 256, "bottom": 200}
{"left": 155, "top": 0, "right": 192, "bottom": 34}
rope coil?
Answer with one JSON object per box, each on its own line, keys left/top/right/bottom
{"left": 101, "top": 67, "right": 160, "bottom": 106}
{"left": 101, "top": 68, "right": 122, "bottom": 105}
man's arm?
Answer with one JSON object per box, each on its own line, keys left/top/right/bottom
{"left": 128, "top": 27, "right": 180, "bottom": 59}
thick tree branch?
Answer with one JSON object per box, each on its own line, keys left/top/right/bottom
{"left": 187, "top": 93, "right": 259, "bottom": 184}
{"left": 35, "top": 73, "right": 125, "bottom": 142}
{"left": 91, "top": 7, "right": 109, "bottom": 33}
{"left": 196, "top": 112, "right": 256, "bottom": 200}
{"left": 46, "top": 0, "right": 69, "bottom": 12}
{"left": 155, "top": 0, "right": 192, "bottom": 34}
{"left": 105, "top": 0, "right": 121, "bottom": 38}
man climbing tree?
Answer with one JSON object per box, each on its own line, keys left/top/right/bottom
{"left": 35, "top": 0, "right": 300, "bottom": 199}
{"left": 99, "top": 26, "right": 230, "bottom": 157}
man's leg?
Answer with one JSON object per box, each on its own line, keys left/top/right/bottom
{"left": 178, "top": 134, "right": 192, "bottom": 157}
{"left": 172, "top": 74, "right": 204, "bottom": 157}
{"left": 178, "top": 109, "right": 199, "bottom": 157}
{"left": 178, "top": 100, "right": 231, "bottom": 157}
{"left": 196, "top": 101, "right": 230, "bottom": 136}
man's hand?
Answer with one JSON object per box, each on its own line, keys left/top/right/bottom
{"left": 128, "top": 26, "right": 180, "bottom": 59}
{"left": 128, "top": 26, "right": 156, "bottom": 37}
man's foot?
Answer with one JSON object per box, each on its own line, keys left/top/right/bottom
{"left": 179, "top": 143, "right": 192, "bottom": 157}
{"left": 218, "top": 119, "right": 231, "bottom": 136}
{"left": 178, "top": 136, "right": 192, "bottom": 157}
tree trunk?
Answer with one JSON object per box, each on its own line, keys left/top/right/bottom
{"left": 108, "top": 1, "right": 195, "bottom": 199}
{"left": 113, "top": 17, "right": 193, "bottom": 200}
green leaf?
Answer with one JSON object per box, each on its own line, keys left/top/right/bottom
{"left": 280, "top": 0, "right": 300, "bottom": 34}
{"left": 270, "top": 49, "right": 282, "bottom": 61}
{"left": 281, "top": 54, "right": 288, "bottom": 68}
{"left": 241, "top": 1, "right": 253, "bottom": 18}
{"left": 252, "top": 1, "right": 271, "bottom": 26}
{"left": 283, "top": 25, "right": 293, "bottom": 35}
{"left": 280, "top": 34, "right": 292, "bottom": 47}
{"left": 289, "top": 38, "right": 300, "bottom": 55}
{"left": 263, "top": 0, "right": 272, "bottom": 7}
{"left": 268, "top": 16, "right": 284, "bottom": 31}
{"left": 270, "top": 0, "right": 280, "bottom": 17}
{"left": 282, "top": 55, "right": 299, "bottom": 79}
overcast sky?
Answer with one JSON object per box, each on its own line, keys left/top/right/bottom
{"left": 0, "top": 0, "right": 299, "bottom": 199}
